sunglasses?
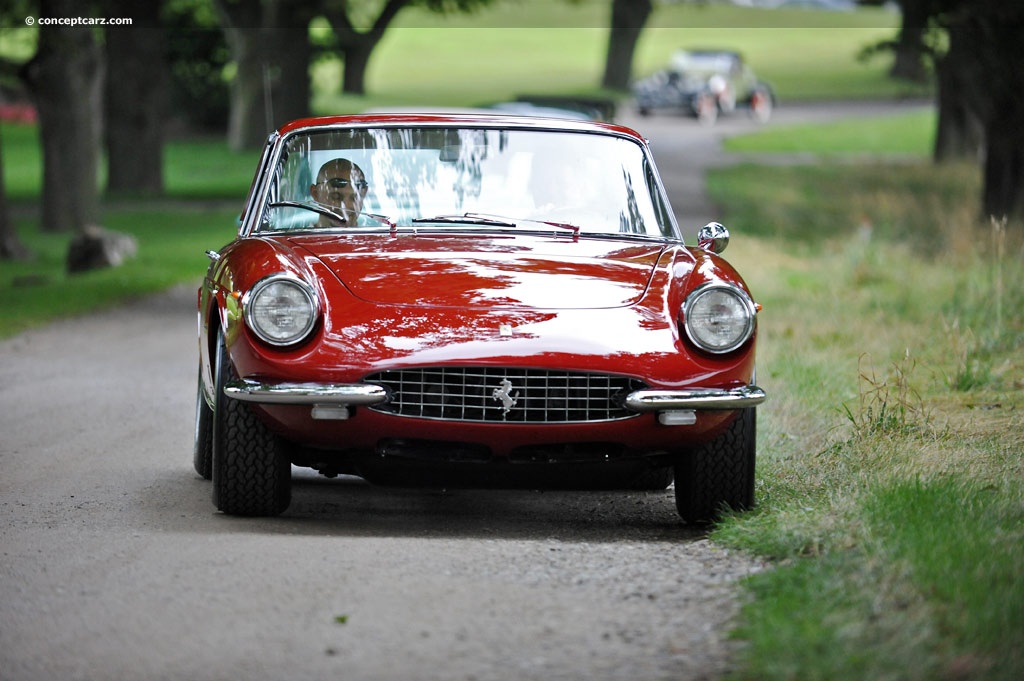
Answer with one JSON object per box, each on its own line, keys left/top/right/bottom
{"left": 323, "top": 178, "right": 369, "bottom": 191}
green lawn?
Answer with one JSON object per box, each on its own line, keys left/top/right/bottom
{"left": 312, "top": 1, "right": 924, "bottom": 112}
{"left": 725, "top": 108, "right": 936, "bottom": 155}
{"left": 3, "top": 206, "right": 240, "bottom": 337}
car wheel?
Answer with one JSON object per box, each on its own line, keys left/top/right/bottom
{"left": 192, "top": 365, "right": 213, "bottom": 480}
{"left": 750, "top": 88, "right": 773, "bottom": 123}
{"left": 695, "top": 93, "right": 718, "bottom": 125}
{"left": 211, "top": 329, "right": 291, "bottom": 516}
{"left": 673, "top": 408, "right": 756, "bottom": 523}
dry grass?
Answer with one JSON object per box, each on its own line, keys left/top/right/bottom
{"left": 712, "top": 162, "right": 1024, "bottom": 681}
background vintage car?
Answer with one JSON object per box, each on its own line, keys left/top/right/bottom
{"left": 633, "top": 49, "right": 776, "bottom": 124}
{"left": 193, "top": 113, "right": 765, "bottom": 522}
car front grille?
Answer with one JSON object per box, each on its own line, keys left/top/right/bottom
{"left": 365, "top": 367, "right": 645, "bottom": 423}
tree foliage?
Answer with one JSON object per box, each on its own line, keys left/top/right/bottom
{"left": 165, "top": 0, "right": 232, "bottom": 131}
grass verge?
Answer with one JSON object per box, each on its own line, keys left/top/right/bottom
{"left": 708, "top": 150, "right": 1023, "bottom": 680}
{"left": 723, "top": 108, "right": 936, "bottom": 156}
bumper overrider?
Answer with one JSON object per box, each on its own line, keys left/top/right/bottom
{"left": 224, "top": 378, "right": 766, "bottom": 424}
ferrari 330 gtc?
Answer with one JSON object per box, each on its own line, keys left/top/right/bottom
{"left": 193, "top": 113, "right": 766, "bottom": 522}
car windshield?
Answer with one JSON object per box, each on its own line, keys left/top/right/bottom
{"left": 257, "top": 125, "right": 677, "bottom": 239}
{"left": 670, "top": 52, "right": 737, "bottom": 74}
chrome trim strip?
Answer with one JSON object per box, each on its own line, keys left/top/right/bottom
{"left": 624, "top": 385, "right": 766, "bottom": 412}
{"left": 224, "top": 379, "right": 387, "bottom": 405}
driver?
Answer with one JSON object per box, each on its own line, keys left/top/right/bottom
{"left": 310, "top": 159, "right": 369, "bottom": 227}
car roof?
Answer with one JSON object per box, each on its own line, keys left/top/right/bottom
{"left": 276, "top": 112, "right": 645, "bottom": 143}
{"left": 675, "top": 48, "right": 743, "bottom": 59}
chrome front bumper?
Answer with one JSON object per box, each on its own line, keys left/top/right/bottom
{"left": 224, "top": 379, "right": 388, "bottom": 405}
{"left": 226, "top": 379, "right": 765, "bottom": 411}
{"left": 623, "top": 385, "right": 766, "bottom": 412}
{"left": 624, "top": 385, "right": 765, "bottom": 425}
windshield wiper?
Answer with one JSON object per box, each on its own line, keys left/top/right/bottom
{"left": 412, "top": 212, "right": 580, "bottom": 238}
{"left": 412, "top": 213, "right": 517, "bottom": 228}
{"left": 268, "top": 201, "right": 397, "bottom": 231}
{"left": 513, "top": 216, "right": 581, "bottom": 237}
{"left": 473, "top": 213, "right": 581, "bottom": 238}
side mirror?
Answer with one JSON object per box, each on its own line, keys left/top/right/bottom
{"left": 698, "top": 222, "right": 730, "bottom": 254}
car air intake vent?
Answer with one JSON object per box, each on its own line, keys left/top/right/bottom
{"left": 365, "top": 367, "right": 646, "bottom": 423}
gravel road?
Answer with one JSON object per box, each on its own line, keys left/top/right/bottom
{"left": 0, "top": 101, "right": 924, "bottom": 681}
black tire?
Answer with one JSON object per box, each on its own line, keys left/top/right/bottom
{"left": 193, "top": 366, "right": 214, "bottom": 480}
{"left": 211, "top": 330, "right": 291, "bottom": 516}
{"left": 695, "top": 92, "right": 719, "bottom": 126}
{"left": 749, "top": 86, "right": 773, "bottom": 123}
{"left": 673, "top": 408, "right": 756, "bottom": 524}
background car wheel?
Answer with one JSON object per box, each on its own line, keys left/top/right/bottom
{"left": 673, "top": 408, "right": 756, "bottom": 523}
{"left": 750, "top": 88, "right": 773, "bottom": 123}
{"left": 192, "top": 366, "right": 213, "bottom": 480}
{"left": 695, "top": 93, "right": 719, "bottom": 125}
{"left": 211, "top": 330, "right": 291, "bottom": 516}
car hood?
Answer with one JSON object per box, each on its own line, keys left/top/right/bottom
{"left": 283, "top": 233, "right": 668, "bottom": 310}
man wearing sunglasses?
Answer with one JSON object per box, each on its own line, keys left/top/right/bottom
{"left": 310, "top": 158, "right": 369, "bottom": 226}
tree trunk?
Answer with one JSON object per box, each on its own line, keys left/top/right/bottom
{"left": 936, "top": 10, "right": 1024, "bottom": 223}
{"left": 216, "top": 0, "right": 316, "bottom": 150}
{"left": 982, "top": 117, "right": 1024, "bottom": 222}
{"left": 977, "top": 21, "right": 1024, "bottom": 223}
{"left": 342, "top": 40, "right": 375, "bottom": 95}
{"left": 601, "top": 0, "right": 653, "bottom": 91}
{"left": 21, "top": 0, "right": 104, "bottom": 233}
{"left": 105, "top": 0, "right": 166, "bottom": 196}
{"left": 273, "top": 26, "right": 312, "bottom": 127}
{"left": 889, "top": 1, "right": 928, "bottom": 83}
{"left": 324, "top": 0, "right": 409, "bottom": 96}
{"left": 983, "top": 14, "right": 1024, "bottom": 222}
{"left": 221, "top": 25, "right": 271, "bottom": 150}
{"left": 933, "top": 24, "right": 984, "bottom": 163}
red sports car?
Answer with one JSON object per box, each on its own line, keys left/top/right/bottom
{"left": 193, "top": 113, "right": 765, "bottom": 522}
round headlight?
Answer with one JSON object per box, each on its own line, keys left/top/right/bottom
{"left": 244, "top": 275, "right": 319, "bottom": 346}
{"left": 683, "top": 283, "right": 756, "bottom": 354}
